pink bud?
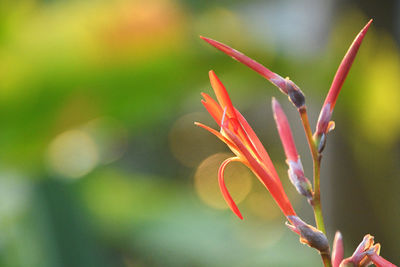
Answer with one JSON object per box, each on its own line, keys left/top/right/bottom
{"left": 272, "top": 98, "right": 298, "bottom": 162}
{"left": 332, "top": 231, "right": 344, "bottom": 267}
{"left": 316, "top": 20, "right": 372, "bottom": 138}
{"left": 323, "top": 19, "right": 372, "bottom": 112}
{"left": 272, "top": 98, "right": 313, "bottom": 200}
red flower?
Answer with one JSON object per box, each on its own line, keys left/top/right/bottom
{"left": 195, "top": 70, "right": 296, "bottom": 219}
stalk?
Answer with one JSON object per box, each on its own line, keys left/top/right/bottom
{"left": 298, "top": 106, "right": 331, "bottom": 267}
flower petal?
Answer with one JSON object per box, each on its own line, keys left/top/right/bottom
{"left": 208, "top": 70, "right": 237, "bottom": 120}
{"left": 234, "top": 108, "right": 280, "bottom": 181}
{"left": 223, "top": 126, "right": 296, "bottom": 216}
{"left": 367, "top": 252, "right": 397, "bottom": 267}
{"left": 201, "top": 92, "right": 223, "bottom": 125}
{"left": 218, "top": 157, "right": 243, "bottom": 220}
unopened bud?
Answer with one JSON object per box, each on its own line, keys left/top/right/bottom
{"left": 287, "top": 159, "right": 313, "bottom": 201}
{"left": 332, "top": 231, "right": 344, "bottom": 267}
{"left": 286, "top": 216, "right": 329, "bottom": 254}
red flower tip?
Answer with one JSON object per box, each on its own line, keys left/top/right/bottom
{"left": 208, "top": 70, "right": 237, "bottom": 120}
{"left": 321, "top": 19, "right": 372, "bottom": 113}
{"left": 272, "top": 98, "right": 298, "bottom": 162}
{"left": 332, "top": 231, "right": 344, "bottom": 267}
{"left": 200, "top": 36, "right": 292, "bottom": 95}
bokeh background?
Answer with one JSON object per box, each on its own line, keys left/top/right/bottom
{"left": 0, "top": 0, "right": 399, "bottom": 266}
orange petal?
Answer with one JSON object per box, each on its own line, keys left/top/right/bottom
{"left": 208, "top": 70, "right": 237, "bottom": 120}
{"left": 201, "top": 92, "right": 223, "bottom": 125}
{"left": 218, "top": 157, "right": 243, "bottom": 220}
{"left": 235, "top": 108, "right": 280, "bottom": 182}
{"left": 223, "top": 126, "right": 296, "bottom": 216}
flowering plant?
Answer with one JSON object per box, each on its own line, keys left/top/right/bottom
{"left": 195, "top": 20, "right": 397, "bottom": 267}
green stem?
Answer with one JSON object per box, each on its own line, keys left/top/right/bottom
{"left": 312, "top": 155, "right": 326, "bottom": 233}
{"left": 298, "top": 106, "right": 331, "bottom": 267}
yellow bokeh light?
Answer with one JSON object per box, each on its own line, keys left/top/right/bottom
{"left": 46, "top": 129, "right": 99, "bottom": 179}
{"left": 245, "top": 191, "right": 281, "bottom": 221}
{"left": 194, "top": 153, "right": 252, "bottom": 210}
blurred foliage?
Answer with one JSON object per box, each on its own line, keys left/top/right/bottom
{"left": 0, "top": 0, "right": 399, "bottom": 266}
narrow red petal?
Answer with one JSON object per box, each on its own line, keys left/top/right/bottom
{"left": 272, "top": 98, "right": 298, "bottom": 162}
{"left": 218, "top": 157, "right": 244, "bottom": 220}
{"left": 201, "top": 36, "right": 289, "bottom": 94}
{"left": 208, "top": 70, "right": 237, "bottom": 120}
{"left": 368, "top": 253, "right": 397, "bottom": 267}
{"left": 234, "top": 108, "right": 280, "bottom": 182}
{"left": 201, "top": 92, "right": 223, "bottom": 125}
{"left": 323, "top": 19, "right": 372, "bottom": 111}
{"left": 223, "top": 126, "right": 296, "bottom": 216}
{"left": 332, "top": 231, "right": 344, "bottom": 267}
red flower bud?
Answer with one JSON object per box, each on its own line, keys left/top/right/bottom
{"left": 332, "top": 231, "right": 344, "bottom": 267}
{"left": 316, "top": 20, "right": 372, "bottom": 137}
{"left": 272, "top": 98, "right": 313, "bottom": 200}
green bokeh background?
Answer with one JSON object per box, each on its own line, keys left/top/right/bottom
{"left": 0, "top": 0, "right": 399, "bottom": 266}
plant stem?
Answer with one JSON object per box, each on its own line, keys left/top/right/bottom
{"left": 298, "top": 106, "right": 331, "bottom": 267}
{"left": 298, "top": 107, "right": 318, "bottom": 162}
